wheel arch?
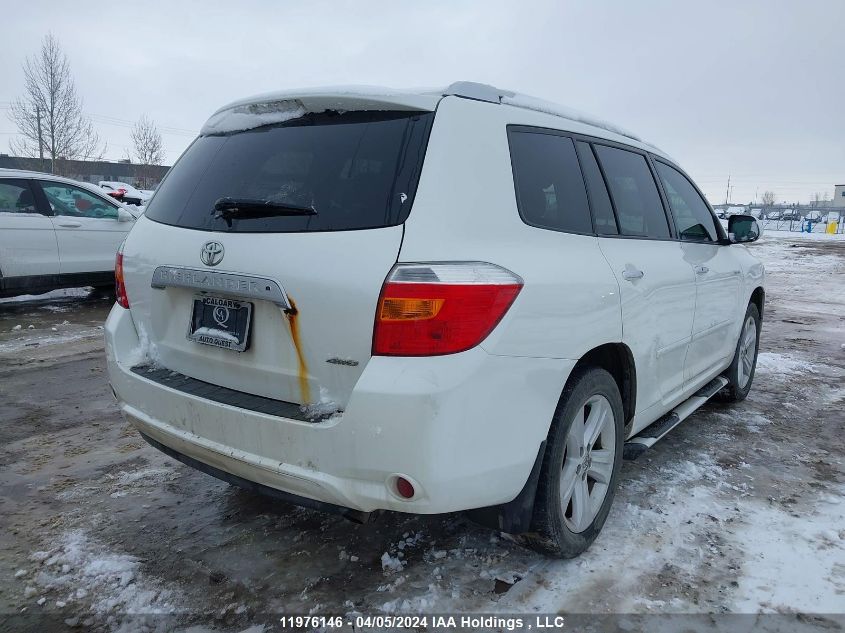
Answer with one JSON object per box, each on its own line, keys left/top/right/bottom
{"left": 573, "top": 342, "right": 637, "bottom": 437}
{"left": 750, "top": 286, "right": 765, "bottom": 320}
{"left": 467, "top": 341, "right": 637, "bottom": 535}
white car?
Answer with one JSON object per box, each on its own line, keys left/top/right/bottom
{"left": 0, "top": 169, "right": 139, "bottom": 298}
{"left": 105, "top": 83, "right": 765, "bottom": 557}
{"left": 99, "top": 181, "right": 152, "bottom": 206}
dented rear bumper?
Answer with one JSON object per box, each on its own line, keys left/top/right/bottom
{"left": 105, "top": 303, "right": 574, "bottom": 514}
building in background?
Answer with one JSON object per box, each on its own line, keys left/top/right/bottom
{"left": 834, "top": 184, "right": 845, "bottom": 208}
{"left": 0, "top": 155, "right": 170, "bottom": 189}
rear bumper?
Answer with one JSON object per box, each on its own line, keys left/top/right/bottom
{"left": 105, "top": 304, "right": 575, "bottom": 514}
{"left": 138, "top": 431, "right": 370, "bottom": 522}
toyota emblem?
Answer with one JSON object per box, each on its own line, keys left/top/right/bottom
{"left": 200, "top": 241, "right": 225, "bottom": 266}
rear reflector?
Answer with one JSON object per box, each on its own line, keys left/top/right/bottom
{"left": 396, "top": 477, "right": 415, "bottom": 499}
{"left": 115, "top": 245, "right": 129, "bottom": 309}
{"left": 372, "top": 262, "right": 522, "bottom": 356}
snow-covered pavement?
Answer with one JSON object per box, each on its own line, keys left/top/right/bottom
{"left": 0, "top": 233, "right": 843, "bottom": 631}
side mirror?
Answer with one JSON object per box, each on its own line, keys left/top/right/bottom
{"left": 727, "top": 214, "right": 761, "bottom": 244}
{"left": 117, "top": 208, "right": 134, "bottom": 223}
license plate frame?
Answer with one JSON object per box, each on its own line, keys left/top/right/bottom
{"left": 187, "top": 295, "right": 253, "bottom": 352}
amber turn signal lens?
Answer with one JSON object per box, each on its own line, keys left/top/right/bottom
{"left": 379, "top": 297, "right": 444, "bottom": 321}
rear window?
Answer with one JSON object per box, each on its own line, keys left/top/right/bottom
{"left": 144, "top": 110, "right": 434, "bottom": 233}
{"left": 508, "top": 130, "right": 592, "bottom": 234}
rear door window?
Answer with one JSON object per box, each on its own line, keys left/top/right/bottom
{"left": 144, "top": 111, "right": 433, "bottom": 233}
{"left": 576, "top": 141, "right": 617, "bottom": 235}
{"left": 508, "top": 130, "right": 592, "bottom": 234}
{"left": 655, "top": 162, "right": 718, "bottom": 242}
{"left": 0, "top": 179, "right": 40, "bottom": 214}
{"left": 594, "top": 145, "right": 671, "bottom": 239}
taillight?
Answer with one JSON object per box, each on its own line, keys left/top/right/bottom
{"left": 373, "top": 262, "right": 522, "bottom": 356}
{"left": 115, "top": 245, "right": 129, "bottom": 309}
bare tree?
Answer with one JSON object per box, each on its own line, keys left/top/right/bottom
{"left": 8, "top": 34, "right": 105, "bottom": 174}
{"left": 130, "top": 115, "right": 165, "bottom": 188}
{"left": 810, "top": 192, "right": 832, "bottom": 207}
{"left": 760, "top": 191, "right": 776, "bottom": 207}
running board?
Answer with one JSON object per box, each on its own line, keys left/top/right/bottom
{"left": 623, "top": 376, "right": 728, "bottom": 460}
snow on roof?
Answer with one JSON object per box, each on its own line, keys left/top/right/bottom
{"left": 438, "top": 81, "right": 643, "bottom": 142}
{"left": 503, "top": 94, "right": 643, "bottom": 141}
{"left": 200, "top": 85, "right": 442, "bottom": 135}
{"left": 201, "top": 100, "right": 308, "bottom": 135}
{"left": 200, "top": 82, "right": 663, "bottom": 154}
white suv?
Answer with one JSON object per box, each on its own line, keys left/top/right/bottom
{"left": 0, "top": 169, "right": 139, "bottom": 298}
{"left": 105, "top": 83, "right": 764, "bottom": 557}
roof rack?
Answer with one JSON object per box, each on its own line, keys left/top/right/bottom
{"left": 442, "top": 81, "right": 643, "bottom": 143}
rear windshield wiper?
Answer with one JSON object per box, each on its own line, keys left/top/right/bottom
{"left": 212, "top": 197, "right": 317, "bottom": 225}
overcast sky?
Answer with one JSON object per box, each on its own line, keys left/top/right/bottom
{"left": 2, "top": 0, "right": 843, "bottom": 204}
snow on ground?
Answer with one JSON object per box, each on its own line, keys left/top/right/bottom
{"left": 755, "top": 352, "right": 817, "bottom": 377}
{"left": 25, "top": 529, "right": 182, "bottom": 617}
{"left": 0, "top": 287, "right": 93, "bottom": 304}
{"left": 732, "top": 488, "right": 845, "bottom": 614}
{"left": 762, "top": 227, "right": 845, "bottom": 241}
{"left": 0, "top": 327, "right": 102, "bottom": 354}
{"left": 500, "top": 453, "right": 736, "bottom": 614}
{"left": 0, "top": 287, "right": 111, "bottom": 359}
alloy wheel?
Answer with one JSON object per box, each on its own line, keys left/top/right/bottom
{"left": 737, "top": 315, "right": 757, "bottom": 388}
{"left": 560, "top": 394, "right": 616, "bottom": 533}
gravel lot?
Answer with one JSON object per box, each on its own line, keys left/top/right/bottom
{"left": 1, "top": 233, "right": 843, "bottom": 632}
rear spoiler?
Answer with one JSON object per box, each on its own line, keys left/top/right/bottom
{"left": 201, "top": 87, "right": 440, "bottom": 136}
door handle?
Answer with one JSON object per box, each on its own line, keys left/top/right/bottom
{"left": 694, "top": 265, "right": 709, "bottom": 275}
{"left": 57, "top": 221, "right": 82, "bottom": 228}
{"left": 622, "top": 267, "right": 644, "bottom": 281}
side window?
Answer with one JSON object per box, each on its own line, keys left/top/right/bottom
{"left": 39, "top": 182, "right": 119, "bottom": 219}
{"left": 576, "top": 141, "right": 617, "bottom": 235}
{"left": 655, "top": 162, "right": 718, "bottom": 242}
{"left": 0, "top": 180, "right": 39, "bottom": 214}
{"left": 594, "top": 145, "right": 671, "bottom": 239}
{"left": 509, "top": 131, "right": 592, "bottom": 234}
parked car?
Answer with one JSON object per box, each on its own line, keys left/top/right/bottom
{"left": 0, "top": 169, "right": 140, "bottom": 298}
{"left": 105, "top": 83, "right": 765, "bottom": 557}
{"left": 101, "top": 186, "right": 126, "bottom": 202}
{"left": 99, "top": 181, "right": 151, "bottom": 206}
{"left": 804, "top": 210, "right": 823, "bottom": 224}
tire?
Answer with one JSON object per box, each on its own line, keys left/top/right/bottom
{"left": 521, "top": 367, "right": 624, "bottom": 558}
{"left": 717, "top": 303, "right": 761, "bottom": 403}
